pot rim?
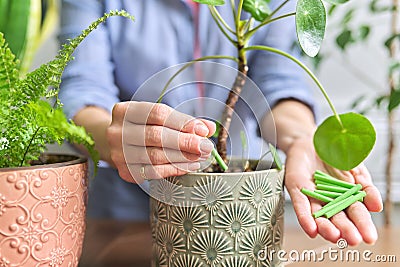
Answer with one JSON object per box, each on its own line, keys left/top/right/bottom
{"left": 184, "top": 167, "right": 281, "bottom": 178}
{"left": 0, "top": 153, "right": 88, "bottom": 172}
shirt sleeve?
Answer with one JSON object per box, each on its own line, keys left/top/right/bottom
{"left": 58, "top": 0, "right": 120, "bottom": 119}
{"left": 247, "top": 0, "right": 317, "bottom": 119}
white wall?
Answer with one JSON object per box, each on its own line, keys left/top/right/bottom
{"left": 34, "top": 2, "right": 399, "bottom": 201}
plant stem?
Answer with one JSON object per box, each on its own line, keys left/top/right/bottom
{"left": 209, "top": 6, "right": 235, "bottom": 34}
{"left": 209, "top": 7, "right": 236, "bottom": 45}
{"left": 269, "top": 0, "right": 291, "bottom": 19}
{"left": 244, "top": 45, "right": 343, "bottom": 127}
{"left": 246, "top": 12, "right": 296, "bottom": 40}
{"left": 236, "top": 0, "right": 244, "bottom": 30}
{"left": 216, "top": 48, "right": 248, "bottom": 166}
{"left": 384, "top": 0, "right": 399, "bottom": 226}
{"left": 157, "top": 55, "right": 239, "bottom": 103}
{"left": 230, "top": 0, "right": 237, "bottom": 19}
{"left": 20, "top": 126, "right": 41, "bottom": 166}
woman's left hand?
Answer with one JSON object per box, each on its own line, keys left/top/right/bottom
{"left": 284, "top": 136, "right": 383, "bottom": 246}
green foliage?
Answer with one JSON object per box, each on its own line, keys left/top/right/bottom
{"left": 0, "top": 0, "right": 31, "bottom": 63}
{"left": 295, "top": 0, "right": 327, "bottom": 57}
{"left": 166, "top": 0, "right": 376, "bottom": 171}
{"left": 388, "top": 90, "right": 400, "bottom": 112}
{"left": 0, "top": 10, "right": 134, "bottom": 168}
{"left": 314, "top": 113, "right": 376, "bottom": 170}
{"left": 193, "top": 0, "right": 225, "bottom": 5}
{"left": 268, "top": 143, "right": 283, "bottom": 171}
{"left": 243, "top": 0, "right": 271, "bottom": 22}
{"left": 324, "top": 0, "right": 349, "bottom": 4}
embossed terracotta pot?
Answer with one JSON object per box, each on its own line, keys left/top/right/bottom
{"left": 149, "top": 161, "right": 284, "bottom": 267}
{"left": 0, "top": 154, "right": 88, "bottom": 267}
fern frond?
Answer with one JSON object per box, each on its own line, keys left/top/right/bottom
{"left": 0, "top": 32, "right": 18, "bottom": 100}
{"left": 17, "top": 10, "right": 134, "bottom": 105}
{"left": 0, "top": 10, "right": 133, "bottom": 168}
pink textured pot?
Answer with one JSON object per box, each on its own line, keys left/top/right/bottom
{"left": 0, "top": 154, "right": 88, "bottom": 267}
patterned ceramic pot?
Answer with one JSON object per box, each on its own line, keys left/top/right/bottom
{"left": 0, "top": 154, "right": 88, "bottom": 267}
{"left": 150, "top": 162, "right": 284, "bottom": 267}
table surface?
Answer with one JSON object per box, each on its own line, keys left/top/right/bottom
{"left": 79, "top": 219, "right": 400, "bottom": 267}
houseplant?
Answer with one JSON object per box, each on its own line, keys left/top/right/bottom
{"left": 312, "top": 0, "right": 399, "bottom": 225}
{"left": 149, "top": 0, "right": 377, "bottom": 266}
{"left": 0, "top": 10, "right": 132, "bottom": 266}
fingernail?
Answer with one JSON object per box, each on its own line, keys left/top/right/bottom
{"left": 200, "top": 154, "right": 210, "bottom": 161}
{"left": 188, "top": 162, "right": 201, "bottom": 171}
{"left": 194, "top": 123, "right": 209, "bottom": 137}
{"left": 200, "top": 139, "right": 214, "bottom": 154}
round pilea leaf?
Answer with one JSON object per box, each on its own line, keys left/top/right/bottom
{"left": 314, "top": 112, "right": 376, "bottom": 171}
{"left": 296, "top": 0, "right": 326, "bottom": 57}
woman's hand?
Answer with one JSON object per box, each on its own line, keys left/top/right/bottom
{"left": 107, "top": 101, "right": 216, "bottom": 183}
{"left": 285, "top": 136, "right": 383, "bottom": 246}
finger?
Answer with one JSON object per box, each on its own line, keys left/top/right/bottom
{"left": 122, "top": 146, "right": 209, "bottom": 164}
{"left": 116, "top": 163, "right": 137, "bottom": 184}
{"left": 285, "top": 173, "right": 318, "bottom": 238}
{"left": 123, "top": 102, "right": 214, "bottom": 136}
{"left": 351, "top": 164, "right": 383, "bottom": 212}
{"left": 128, "top": 162, "right": 201, "bottom": 183}
{"left": 346, "top": 201, "right": 378, "bottom": 245}
{"left": 314, "top": 216, "right": 341, "bottom": 243}
{"left": 199, "top": 119, "right": 216, "bottom": 137}
{"left": 309, "top": 196, "right": 341, "bottom": 243}
{"left": 123, "top": 124, "right": 214, "bottom": 155}
{"left": 329, "top": 210, "right": 362, "bottom": 246}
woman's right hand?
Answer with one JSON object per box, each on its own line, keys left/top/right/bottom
{"left": 107, "top": 101, "right": 216, "bottom": 183}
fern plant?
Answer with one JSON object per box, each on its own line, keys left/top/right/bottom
{"left": 0, "top": 10, "right": 134, "bottom": 168}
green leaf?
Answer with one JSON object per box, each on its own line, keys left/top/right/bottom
{"left": 296, "top": 0, "right": 326, "bottom": 57}
{"left": 314, "top": 113, "right": 376, "bottom": 171}
{"left": 336, "top": 29, "right": 353, "bottom": 50}
{"left": 369, "top": 0, "right": 392, "bottom": 13}
{"left": 340, "top": 8, "right": 354, "bottom": 25}
{"left": 375, "top": 95, "right": 387, "bottom": 109}
{"left": 358, "top": 25, "right": 370, "bottom": 40}
{"left": 323, "top": 0, "right": 349, "bottom": 4}
{"left": 389, "top": 61, "right": 400, "bottom": 74}
{"left": 388, "top": 90, "right": 400, "bottom": 112}
{"left": 350, "top": 94, "right": 367, "bottom": 110}
{"left": 327, "top": 4, "right": 337, "bottom": 16}
{"left": 243, "top": 0, "right": 271, "bottom": 22}
{"left": 268, "top": 143, "right": 282, "bottom": 171}
{"left": 384, "top": 34, "right": 400, "bottom": 50}
{"left": 193, "top": 0, "right": 225, "bottom": 5}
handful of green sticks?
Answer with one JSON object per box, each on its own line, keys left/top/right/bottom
{"left": 301, "top": 170, "right": 366, "bottom": 219}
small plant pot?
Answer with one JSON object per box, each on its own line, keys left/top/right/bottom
{"left": 0, "top": 154, "right": 88, "bottom": 267}
{"left": 149, "top": 161, "right": 284, "bottom": 267}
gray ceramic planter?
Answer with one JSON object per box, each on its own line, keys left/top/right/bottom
{"left": 149, "top": 162, "right": 284, "bottom": 267}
